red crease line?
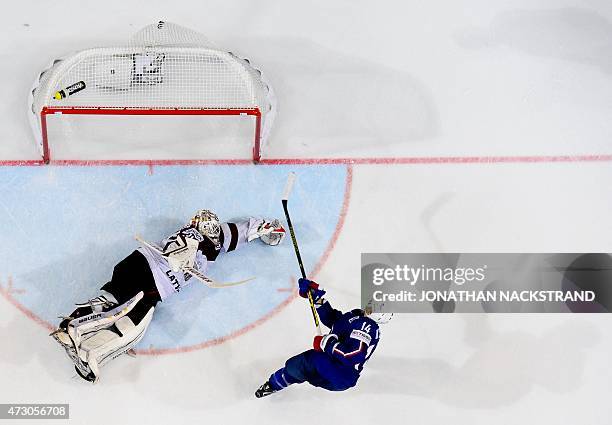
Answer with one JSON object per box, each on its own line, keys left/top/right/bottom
{"left": 2, "top": 154, "right": 612, "bottom": 167}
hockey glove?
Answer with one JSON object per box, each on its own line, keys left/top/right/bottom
{"left": 298, "top": 278, "right": 326, "bottom": 302}
{"left": 313, "top": 334, "right": 338, "bottom": 352}
{"left": 248, "top": 219, "right": 286, "bottom": 246}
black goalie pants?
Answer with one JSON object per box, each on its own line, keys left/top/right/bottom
{"left": 99, "top": 250, "right": 161, "bottom": 326}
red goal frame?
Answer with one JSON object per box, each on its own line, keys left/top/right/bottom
{"left": 39, "top": 106, "right": 263, "bottom": 164}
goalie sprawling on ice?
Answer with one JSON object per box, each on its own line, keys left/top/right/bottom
{"left": 51, "top": 210, "right": 286, "bottom": 383}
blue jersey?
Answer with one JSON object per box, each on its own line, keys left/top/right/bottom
{"left": 269, "top": 301, "right": 381, "bottom": 392}
{"left": 316, "top": 301, "right": 380, "bottom": 374}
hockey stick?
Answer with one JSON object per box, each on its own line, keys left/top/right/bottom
{"left": 282, "top": 172, "right": 323, "bottom": 335}
{"left": 134, "top": 235, "right": 255, "bottom": 288}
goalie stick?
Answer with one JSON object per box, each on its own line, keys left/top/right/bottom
{"left": 282, "top": 172, "right": 323, "bottom": 335}
{"left": 134, "top": 235, "right": 254, "bottom": 288}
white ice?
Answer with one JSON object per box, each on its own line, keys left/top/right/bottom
{"left": 1, "top": 1, "right": 611, "bottom": 424}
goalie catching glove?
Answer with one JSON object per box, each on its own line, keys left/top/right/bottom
{"left": 248, "top": 219, "right": 286, "bottom": 246}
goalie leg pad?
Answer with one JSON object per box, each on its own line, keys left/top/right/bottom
{"left": 52, "top": 291, "right": 152, "bottom": 383}
{"left": 79, "top": 305, "right": 154, "bottom": 382}
{"left": 58, "top": 292, "right": 118, "bottom": 331}
{"left": 67, "top": 291, "right": 143, "bottom": 345}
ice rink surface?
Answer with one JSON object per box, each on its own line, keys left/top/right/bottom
{"left": 1, "top": 1, "right": 611, "bottom": 424}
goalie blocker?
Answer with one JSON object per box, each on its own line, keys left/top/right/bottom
{"left": 51, "top": 211, "right": 286, "bottom": 382}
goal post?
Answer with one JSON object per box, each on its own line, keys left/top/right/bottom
{"left": 38, "top": 107, "right": 263, "bottom": 163}
{"left": 29, "top": 22, "right": 275, "bottom": 163}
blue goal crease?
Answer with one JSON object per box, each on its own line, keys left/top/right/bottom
{"left": 0, "top": 164, "right": 347, "bottom": 349}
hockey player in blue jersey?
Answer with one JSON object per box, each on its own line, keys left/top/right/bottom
{"left": 255, "top": 278, "right": 392, "bottom": 397}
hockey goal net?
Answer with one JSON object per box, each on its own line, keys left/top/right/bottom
{"left": 29, "top": 21, "right": 276, "bottom": 163}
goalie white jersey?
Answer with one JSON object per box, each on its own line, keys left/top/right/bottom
{"left": 138, "top": 217, "right": 264, "bottom": 300}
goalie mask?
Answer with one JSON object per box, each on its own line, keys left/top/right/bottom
{"left": 364, "top": 299, "right": 393, "bottom": 325}
{"left": 191, "top": 209, "right": 221, "bottom": 243}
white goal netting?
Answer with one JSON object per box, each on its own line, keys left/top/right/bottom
{"left": 29, "top": 21, "right": 276, "bottom": 162}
